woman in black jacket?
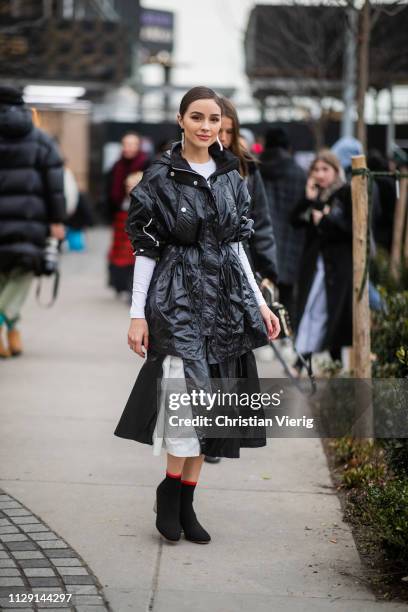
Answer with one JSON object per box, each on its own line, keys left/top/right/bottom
{"left": 114, "top": 87, "right": 280, "bottom": 544}
{"left": 291, "top": 149, "right": 352, "bottom": 373}
{"left": 218, "top": 97, "right": 279, "bottom": 285}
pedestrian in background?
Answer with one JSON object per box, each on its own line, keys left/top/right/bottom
{"left": 259, "top": 127, "right": 306, "bottom": 321}
{"left": 0, "top": 86, "right": 65, "bottom": 358}
{"left": 331, "top": 137, "right": 383, "bottom": 312}
{"left": 368, "top": 149, "right": 397, "bottom": 253}
{"left": 218, "top": 97, "right": 279, "bottom": 286}
{"left": 107, "top": 132, "right": 148, "bottom": 295}
{"left": 291, "top": 150, "right": 352, "bottom": 374}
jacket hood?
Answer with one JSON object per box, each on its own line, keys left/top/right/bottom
{"left": 0, "top": 104, "right": 33, "bottom": 138}
{"left": 259, "top": 147, "right": 293, "bottom": 180}
{"left": 156, "top": 140, "right": 239, "bottom": 176}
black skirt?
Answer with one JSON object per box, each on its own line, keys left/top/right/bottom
{"left": 114, "top": 340, "right": 266, "bottom": 459}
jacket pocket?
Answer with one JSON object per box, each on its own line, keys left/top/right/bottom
{"left": 173, "top": 187, "right": 199, "bottom": 243}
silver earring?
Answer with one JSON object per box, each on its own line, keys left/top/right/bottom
{"left": 217, "top": 136, "right": 223, "bottom": 151}
{"left": 181, "top": 130, "right": 185, "bottom": 150}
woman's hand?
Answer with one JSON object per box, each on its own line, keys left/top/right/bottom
{"left": 128, "top": 318, "right": 149, "bottom": 358}
{"left": 50, "top": 223, "right": 65, "bottom": 241}
{"left": 312, "top": 204, "right": 330, "bottom": 226}
{"left": 306, "top": 176, "right": 319, "bottom": 200}
{"left": 259, "top": 304, "right": 281, "bottom": 341}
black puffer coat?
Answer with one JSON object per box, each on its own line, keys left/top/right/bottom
{"left": 126, "top": 141, "right": 268, "bottom": 364}
{"left": 0, "top": 104, "right": 65, "bottom": 273}
{"left": 114, "top": 141, "right": 269, "bottom": 458}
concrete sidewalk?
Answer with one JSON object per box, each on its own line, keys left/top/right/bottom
{"left": 1, "top": 229, "right": 406, "bottom": 612}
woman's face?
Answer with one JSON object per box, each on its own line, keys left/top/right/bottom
{"left": 311, "top": 160, "right": 337, "bottom": 189}
{"left": 178, "top": 99, "right": 221, "bottom": 150}
{"left": 219, "top": 116, "right": 234, "bottom": 150}
{"left": 122, "top": 135, "right": 140, "bottom": 159}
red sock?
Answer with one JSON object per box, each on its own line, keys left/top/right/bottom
{"left": 166, "top": 470, "right": 182, "bottom": 479}
{"left": 181, "top": 479, "right": 197, "bottom": 486}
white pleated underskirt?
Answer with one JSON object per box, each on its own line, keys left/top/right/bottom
{"left": 152, "top": 354, "right": 201, "bottom": 457}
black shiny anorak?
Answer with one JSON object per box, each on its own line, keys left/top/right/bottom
{"left": 114, "top": 141, "right": 268, "bottom": 457}
{"left": 126, "top": 141, "right": 268, "bottom": 363}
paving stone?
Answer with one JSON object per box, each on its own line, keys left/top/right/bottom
{"left": 0, "top": 550, "right": 10, "bottom": 557}
{"left": 24, "top": 568, "right": 57, "bottom": 578}
{"left": 0, "top": 586, "right": 27, "bottom": 596}
{"left": 0, "top": 559, "right": 17, "bottom": 567}
{"left": 12, "top": 551, "right": 45, "bottom": 560}
{"left": 65, "top": 585, "right": 97, "bottom": 595}
{"left": 71, "top": 595, "right": 104, "bottom": 606}
{"left": 19, "top": 560, "right": 52, "bottom": 569}
{"left": 45, "top": 551, "right": 76, "bottom": 559}
{"left": 3, "top": 510, "right": 32, "bottom": 517}
{"left": 37, "top": 541, "right": 68, "bottom": 550}
{"left": 20, "top": 525, "right": 50, "bottom": 534}
{"left": 0, "top": 534, "right": 28, "bottom": 542}
{"left": 0, "top": 568, "right": 21, "bottom": 577}
{"left": 58, "top": 568, "right": 88, "bottom": 576}
{"left": 2, "top": 609, "right": 35, "bottom": 611}
{"left": 0, "top": 495, "right": 13, "bottom": 501}
{"left": 62, "top": 576, "right": 95, "bottom": 585}
{"left": 76, "top": 607, "right": 108, "bottom": 612}
{"left": 0, "top": 519, "right": 13, "bottom": 527}
{"left": 6, "top": 542, "right": 37, "bottom": 551}
{"left": 52, "top": 559, "right": 82, "bottom": 567}
{"left": 36, "top": 605, "right": 71, "bottom": 610}
{"left": 0, "top": 526, "right": 20, "bottom": 535}
{"left": 12, "top": 518, "right": 40, "bottom": 526}
{"left": 0, "top": 600, "right": 34, "bottom": 609}
{"left": 31, "top": 588, "right": 63, "bottom": 595}
{"left": 28, "top": 577, "right": 61, "bottom": 588}
{"left": 0, "top": 503, "right": 22, "bottom": 510}
{"left": 35, "top": 609, "right": 71, "bottom": 612}
{"left": 30, "top": 533, "right": 58, "bottom": 542}
{"left": 0, "top": 576, "right": 25, "bottom": 587}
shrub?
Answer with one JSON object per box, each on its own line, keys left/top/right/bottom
{"left": 364, "top": 479, "right": 408, "bottom": 561}
{"left": 382, "top": 439, "right": 408, "bottom": 479}
{"left": 371, "top": 289, "right": 408, "bottom": 378}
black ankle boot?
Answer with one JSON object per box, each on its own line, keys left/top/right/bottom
{"left": 155, "top": 476, "right": 182, "bottom": 542}
{"left": 180, "top": 483, "right": 211, "bottom": 544}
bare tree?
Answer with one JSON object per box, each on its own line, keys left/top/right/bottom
{"left": 246, "top": 3, "right": 346, "bottom": 144}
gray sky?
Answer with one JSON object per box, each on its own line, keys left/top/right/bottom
{"left": 141, "top": 0, "right": 258, "bottom": 92}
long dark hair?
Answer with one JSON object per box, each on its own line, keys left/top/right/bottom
{"left": 219, "top": 97, "right": 254, "bottom": 177}
{"left": 179, "top": 86, "right": 223, "bottom": 117}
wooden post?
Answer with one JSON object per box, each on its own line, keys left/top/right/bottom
{"left": 356, "top": 0, "right": 371, "bottom": 151}
{"left": 351, "top": 155, "right": 371, "bottom": 379}
{"left": 351, "top": 155, "right": 373, "bottom": 439}
{"left": 392, "top": 174, "right": 408, "bottom": 278}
